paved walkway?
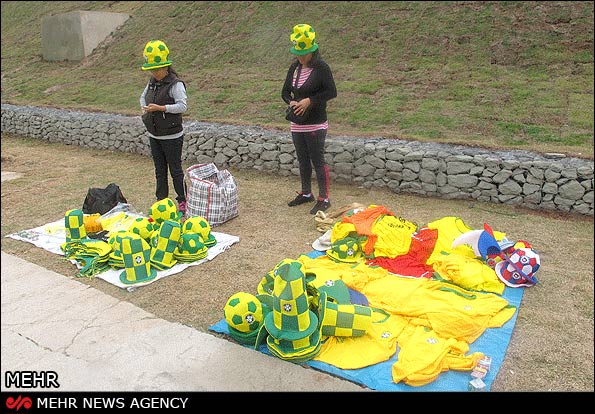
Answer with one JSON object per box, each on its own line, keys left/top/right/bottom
{"left": 0, "top": 252, "right": 366, "bottom": 392}
{"left": 1, "top": 170, "right": 365, "bottom": 392}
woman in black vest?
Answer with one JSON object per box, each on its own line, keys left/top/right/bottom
{"left": 140, "top": 39, "right": 188, "bottom": 216}
{"left": 282, "top": 24, "right": 337, "bottom": 215}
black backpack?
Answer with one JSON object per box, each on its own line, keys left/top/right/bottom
{"left": 82, "top": 183, "right": 128, "bottom": 215}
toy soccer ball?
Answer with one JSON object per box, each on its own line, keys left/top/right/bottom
{"left": 224, "top": 292, "right": 263, "bottom": 333}
{"left": 149, "top": 198, "right": 178, "bottom": 224}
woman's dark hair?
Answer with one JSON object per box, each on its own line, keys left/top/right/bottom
{"left": 293, "top": 49, "right": 322, "bottom": 68}
{"left": 167, "top": 66, "right": 180, "bottom": 77}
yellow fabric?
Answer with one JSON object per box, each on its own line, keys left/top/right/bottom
{"left": 368, "top": 215, "right": 417, "bottom": 258}
{"left": 314, "top": 314, "right": 408, "bottom": 369}
{"left": 391, "top": 324, "right": 484, "bottom": 386}
{"left": 425, "top": 216, "right": 475, "bottom": 265}
{"left": 432, "top": 253, "right": 505, "bottom": 295}
{"left": 306, "top": 256, "right": 515, "bottom": 344}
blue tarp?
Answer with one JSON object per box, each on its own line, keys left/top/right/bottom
{"left": 209, "top": 251, "right": 524, "bottom": 391}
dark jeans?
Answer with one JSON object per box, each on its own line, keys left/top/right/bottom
{"left": 291, "top": 129, "right": 330, "bottom": 200}
{"left": 149, "top": 135, "right": 186, "bottom": 204}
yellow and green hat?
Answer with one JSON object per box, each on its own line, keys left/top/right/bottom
{"left": 128, "top": 217, "right": 156, "bottom": 242}
{"left": 182, "top": 215, "right": 216, "bottom": 247}
{"left": 173, "top": 232, "right": 208, "bottom": 263}
{"left": 290, "top": 24, "right": 318, "bottom": 55}
{"left": 150, "top": 219, "right": 181, "bottom": 270}
{"left": 320, "top": 299, "right": 373, "bottom": 337}
{"left": 141, "top": 39, "right": 172, "bottom": 71}
{"left": 263, "top": 259, "right": 319, "bottom": 341}
{"left": 256, "top": 290, "right": 326, "bottom": 362}
{"left": 119, "top": 233, "right": 157, "bottom": 285}
{"left": 107, "top": 230, "right": 131, "bottom": 269}
{"left": 326, "top": 236, "right": 365, "bottom": 263}
{"left": 149, "top": 198, "right": 182, "bottom": 225}
{"left": 65, "top": 209, "right": 87, "bottom": 242}
{"left": 226, "top": 294, "right": 273, "bottom": 346}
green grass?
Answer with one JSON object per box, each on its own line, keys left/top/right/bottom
{"left": 1, "top": 1, "right": 593, "bottom": 157}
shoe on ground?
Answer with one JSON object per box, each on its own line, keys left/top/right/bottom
{"left": 288, "top": 192, "right": 314, "bottom": 207}
{"left": 178, "top": 201, "right": 187, "bottom": 217}
{"left": 310, "top": 199, "right": 331, "bottom": 215}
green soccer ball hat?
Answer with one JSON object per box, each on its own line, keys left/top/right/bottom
{"left": 224, "top": 292, "right": 264, "bottom": 334}
{"left": 128, "top": 217, "right": 155, "bottom": 241}
{"left": 177, "top": 232, "right": 206, "bottom": 255}
{"left": 290, "top": 24, "right": 318, "bottom": 55}
{"left": 142, "top": 39, "right": 173, "bottom": 71}
{"left": 149, "top": 198, "right": 180, "bottom": 225}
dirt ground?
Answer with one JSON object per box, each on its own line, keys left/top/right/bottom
{"left": 1, "top": 133, "right": 593, "bottom": 392}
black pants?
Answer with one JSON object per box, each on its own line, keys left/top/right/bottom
{"left": 291, "top": 129, "right": 330, "bottom": 200}
{"left": 149, "top": 135, "right": 186, "bottom": 204}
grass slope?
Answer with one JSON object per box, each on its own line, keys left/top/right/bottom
{"left": 1, "top": 1, "right": 593, "bottom": 157}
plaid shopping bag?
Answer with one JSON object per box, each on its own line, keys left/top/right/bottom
{"left": 185, "top": 163, "right": 239, "bottom": 226}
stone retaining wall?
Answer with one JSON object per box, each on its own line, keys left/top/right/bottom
{"left": 2, "top": 103, "right": 593, "bottom": 216}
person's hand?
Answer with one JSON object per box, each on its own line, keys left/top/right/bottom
{"left": 292, "top": 98, "right": 311, "bottom": 115}
{"left": 143, "top": 103, "right": 165, "bottom": 113}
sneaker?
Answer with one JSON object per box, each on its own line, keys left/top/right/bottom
{"left": 178, "top": 201, "right": 187, "bottom": 216}
{"left": 288, "top": 192, "right": 314, "bottom": 207}
{"left": 310, "top": 199, "right": 331, "bottom": 215}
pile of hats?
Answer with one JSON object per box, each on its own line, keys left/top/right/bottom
{"left": 254, "top": 259, "right": 325, "bottom": 362}
{"left": 61, "top": 209, "right": 112, "bottom": 278}
{"left": 60, "top": 198, "right": 220, "bottom": 286}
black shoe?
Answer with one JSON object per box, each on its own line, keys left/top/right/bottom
{"left": 288, "top": 192, "right": 314, "bottom": 207}
{"left": 310, "top": 200, "right": 331, "bottom": 215}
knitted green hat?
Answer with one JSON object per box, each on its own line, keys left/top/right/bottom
{"left": 119, "top": 233, "right": 157, "bottom": 285}
{"left": 150, "top": 219, "right": 181, "bottom": 270}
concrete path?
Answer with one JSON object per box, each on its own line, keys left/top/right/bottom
{"left": 0, "top": 251, "right": 366, "bottom": 392}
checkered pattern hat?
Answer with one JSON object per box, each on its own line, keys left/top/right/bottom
{"left": 119, "top": 233, "right": 157, "bottom": 285}
{"left": 150, "top": 219, "right": 181, "bottom": 270}
{"left": 264, "top": 260, "right": 319, "bottom": 341}
{"left": 65, "top": 209, "right": 87, "bottom": 242}
{"left": 321, "top": 299, "right": 373, "bottom": 337}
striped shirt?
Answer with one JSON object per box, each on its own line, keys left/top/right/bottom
{"left": 291, "top": 66, "right": 329, "bottom": 133}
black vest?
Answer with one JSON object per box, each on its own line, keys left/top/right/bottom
{"left": 142, "top": 73, "right": 185, "bottom": 136}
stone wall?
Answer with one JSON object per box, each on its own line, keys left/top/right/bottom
{"left": 2, "top": 103, "right": 593, "bottom": 216}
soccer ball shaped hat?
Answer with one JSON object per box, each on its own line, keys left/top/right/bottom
{"left": 142, "top": 40, "right": 172, "bottom": 71}
{"left": 290, "top": 24, "right": 318, "bottom": 55}
{"left": 149, "top": 198, "right": 181, "bottom": 225}
{"left": 183, "top": 215, "right": 216, "bottom": 247}
{"left": 495, "top": 248, "right": 540, "bottom": 288}
{"left": 174, "top": 233, "right": 208, "bottom": 263}
{"left": 224, "top": 292, "right": 264, "bottom": 334}
{"left": 128, "top": 217, "right": 155, "bottom": 242}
